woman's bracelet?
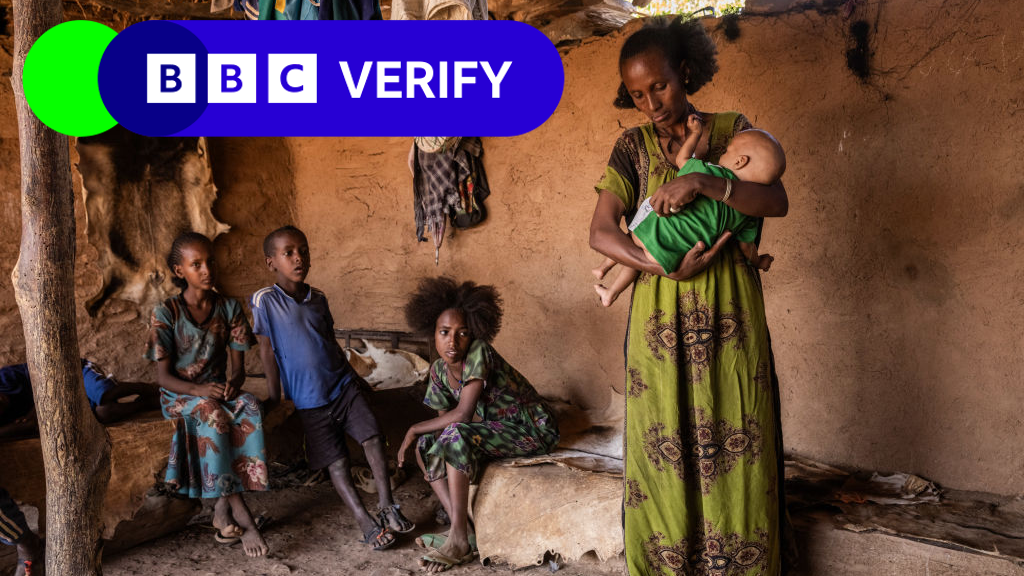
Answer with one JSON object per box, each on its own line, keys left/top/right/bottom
{"left": 721, "top": 179, "right": 734, "bottom": 204}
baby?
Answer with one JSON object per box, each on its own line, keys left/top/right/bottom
{"left": 594, "top": 114, "right": 786, "bottom": 306}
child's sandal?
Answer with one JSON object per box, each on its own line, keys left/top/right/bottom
{"left": 360, "top": 522, "right": 396, "bottom": 551}
{"left": 378, "top": 503, "right": 416, "bottom": 534}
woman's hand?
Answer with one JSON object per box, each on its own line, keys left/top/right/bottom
{"left": 397, "top": 429, "right": 417, "bottom": 468}
{"left": 649, "top": 173, "right": 708, "bottom": 216}
{"left": 666, "top": 231, "right": 734, "bottom": 281}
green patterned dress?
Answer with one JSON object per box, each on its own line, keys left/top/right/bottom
{"left": 596, "top": 112, "right": 783, "bottom": 576}
{"left": 416, "top": 339, "right": 559, "bottom": 482}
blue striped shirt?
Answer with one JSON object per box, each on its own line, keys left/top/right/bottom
{"left": 251, "top": 284, "right": 355, "bottom": 410}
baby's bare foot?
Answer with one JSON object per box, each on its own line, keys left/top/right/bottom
{"left": 594, "top": 285, "right": 618, "bottom": 307}
{"left": 593, "top": 258, "right": 617, "bottom": 280}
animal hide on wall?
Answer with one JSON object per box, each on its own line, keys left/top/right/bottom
{"left": 486, "top": 0, "right": 638, "bottom": 43}
{"left": 76, "top": 127, "right": 229, "bottom": 315}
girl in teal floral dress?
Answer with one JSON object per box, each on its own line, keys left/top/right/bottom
{"left": 398, "top": 277, "right": 559, "bottom": 574}
{"left": 145, "top": 232, "right": 270, "bottom": 558}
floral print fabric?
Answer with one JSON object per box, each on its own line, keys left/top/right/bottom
{"left": 146, "top": 292, "right": 268, "bottom": 498}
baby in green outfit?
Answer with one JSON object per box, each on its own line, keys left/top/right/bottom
{"left": 594, "top": 114, "right": 786, "bottom": 307}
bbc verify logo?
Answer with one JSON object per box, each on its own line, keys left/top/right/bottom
{"left": 147, "top": 54, "right": 317, "bottom": 104}
{"left": 100, "top": 20, "right": 564, "bottom": 136}
{"left": 146, "top": 54, "right": 512, "bottom": 104}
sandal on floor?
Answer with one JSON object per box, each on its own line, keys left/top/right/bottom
{"left": 378, "top": 503, "right": 416, "bottom": 534}
{"left": 254, "top": 514, "right": 271, "bottom": 531}
{"left": 212, "top": 522, "right": 243, "bottom": 545}
{"left": 360, "top": 522, "right": 396, "bottom": 551}
{"left": 352, "top": 466, "right": 377, "bottom": 494}
{"left": 16, "top": 558, "right": 43, "bottom": 576}
{"left": 414, "top": 532, "right": 477, "bottom": 552}
{"left": 214, "top": 528, "right": 241, "bottom": 546}
{"left": 434, "top": 505, "right": 450, "bottom": 526}
{"left": 418, "top": 549, "right": 476, "bottom": 572}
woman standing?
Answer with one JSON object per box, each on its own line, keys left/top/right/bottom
{"left": 589, "top": 17, "right": 790, "bottom": 576}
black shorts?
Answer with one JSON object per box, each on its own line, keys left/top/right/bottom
{"left": 297, "top": 378, "right": 382, "bottom": 470}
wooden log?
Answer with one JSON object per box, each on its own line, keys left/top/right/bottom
{"left": 10, "top": 0, "right": 112, "bottom": 572}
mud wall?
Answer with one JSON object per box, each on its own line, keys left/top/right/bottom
{"left": 290, "top": 0, "right": 1024, "bottom": 495}
{"left": 0, "top": 61, "right": 295, "bottom": 379}
{"left": 0, "top": 0, "right": 1020, "bottom": 494}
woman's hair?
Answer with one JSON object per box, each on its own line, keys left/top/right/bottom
{"left": 166, "top": 231, "right": 213, "bottom": 290}
{"left": 404, "top": 277, "right": 503, "bottom": 343}
{"left": 614, "top": 16, "right": 719, "bottom": 109}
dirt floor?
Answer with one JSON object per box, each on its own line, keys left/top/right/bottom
{"left": 103, "top": 474, "right": 625, "bottom": 576}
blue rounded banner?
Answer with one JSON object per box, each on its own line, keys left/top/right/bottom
{"left": 97, "top": 20, "right": 565, "bottom": 137}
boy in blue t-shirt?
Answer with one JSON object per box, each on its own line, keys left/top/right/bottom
{"left": 0, "top": 359, "right": 159, "bottom": 439}
{"left": 252, "top": 226, "right": 414, "bottom": 551}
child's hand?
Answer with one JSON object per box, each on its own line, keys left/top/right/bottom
{"left": 195, "top": 382, "right": 226, "bottom": 400}
{"left": 686, "top": 113, "right": 704, "bottom": 135}
{"left": 222, "top": 382, "right": 241, "bottom": 401}
{"left": 757, "top": 254, "right": 774, "bottom": 271}
{"left": 397, "top": 429, "right": 416, "bottom": 468}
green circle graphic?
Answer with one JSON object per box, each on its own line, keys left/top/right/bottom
{"left": 23, "top": 20, "right": 118, "bottom": 137}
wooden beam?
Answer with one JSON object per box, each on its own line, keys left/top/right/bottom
{"left": 10, "top": 0, "right": 112, "bottom": 572}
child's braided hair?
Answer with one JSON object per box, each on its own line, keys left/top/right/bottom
{"left": 614, "top": 15, "right": 719, "bottom": 109}
{"left": 166, "top": 231, "right": 213, "bottom": 290}
{"left": 404, "top": 277, "right": 503, "bottom": 343}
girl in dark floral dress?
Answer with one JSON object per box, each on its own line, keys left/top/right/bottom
{"left": 398, "top": 277, "right": 559, "bottom": 574}
{"left": 145, "top": 232, "right": 269, "bottom": 558}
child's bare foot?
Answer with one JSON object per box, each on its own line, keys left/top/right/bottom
{"left": 359, "top": 518, "right": 396, "bottom": 551}
{"left": 226, "top": 493, "right": 268, "bottom": 557}
{"left": 592, "top": 266, "right": 607, "bottom": 281}
{"left": 240, "top": 528, "right": 268, "bottom": 558}
{"left": 418, "top": 534, "right": 474, "bottom": 573}
{"left": 594, "top": 284, "right": 618, "bottom": 307}
{"left": 213, "top": 497, "right": 242, "bottom": 540}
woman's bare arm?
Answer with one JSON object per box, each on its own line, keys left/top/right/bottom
{"left": 650, "top": 173, "right": 788, "bottom": 218}
{"left": 702, "top": 177, "right": 788, "bottom": 217}
{"left": 590, "top": 192, "right": 666, "bottom": 274}
{"left": 590, "top": 191, "right": 733, "bottom": 281}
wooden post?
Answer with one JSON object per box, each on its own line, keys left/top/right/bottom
{"left": 10, "top": 0, "right": 112, "bottom": 573}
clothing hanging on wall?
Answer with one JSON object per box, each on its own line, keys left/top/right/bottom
{"left": 257, "top": 0, "right": 380, "bottom": 19}
{"left": 390, "top": 0, "right": 487, "bottom": 20}
{"left": 412, "top": 137, "right": 490, "bottom": 264}
{"left": 319, "top": 0, "right": 381, "bottom": 20}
